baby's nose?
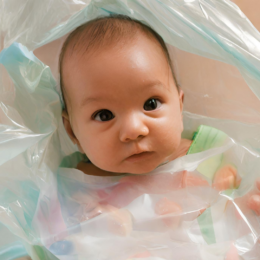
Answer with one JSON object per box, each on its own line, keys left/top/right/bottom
{"left": 119, "top": 113, "right": 149, "bottom": 142}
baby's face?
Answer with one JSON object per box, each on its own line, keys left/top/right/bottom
{"left": 62, "top": 34, "right": 184, "bottom": 174}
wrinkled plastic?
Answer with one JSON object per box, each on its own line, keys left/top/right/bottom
{"left": 1, "top": 0, "right": 260, "bottom": 259}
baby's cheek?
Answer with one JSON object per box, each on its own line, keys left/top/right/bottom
{"left": 87, "top": 149, "right": 113, "bottom": 170}
{"left": 84, "top": 138, "right": 122, "bottom": 171}
{"left": 81, "top": 139, "right": 108, "bottom": 164}
{"left": 154, "top": 120, "right": 181, "bottom": 152}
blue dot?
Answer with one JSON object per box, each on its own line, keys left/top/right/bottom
{"left": 49, "top": 240, "right": 73, "bottom": 255}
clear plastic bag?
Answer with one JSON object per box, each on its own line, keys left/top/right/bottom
{"left": 1, "top": 0, "right": 260, "bottom": 259}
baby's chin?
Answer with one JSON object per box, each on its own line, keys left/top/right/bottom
{"left": 102, "top": 160, "right": 164, "bottom": 175}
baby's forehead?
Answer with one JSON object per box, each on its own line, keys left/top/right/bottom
{"left": 63, "top": 20, "right": 138, "bottom": 60}
{"left": 59, "top": 16, "right": 175, "bottom": 112}
{"left": 62, "top": 31, "right": 164, "bottom": 87}
{"left": 62, "top": 44, "right": 172, "bottom": 112}
{"left": 64, "top": 30, "right": 160, "bottom": 66}
{"left": 61, "top": 16, "right": 169, "bottom": 70}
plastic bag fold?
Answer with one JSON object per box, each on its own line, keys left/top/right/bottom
{"left": 1, "top": 0, "right": 260, "bottom": 259}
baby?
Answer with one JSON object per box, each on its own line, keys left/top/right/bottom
{"left": 60, "top": 14, "right": 192, "bottom": 176}
{"left": 58, "top": 14, "right": 260, "bottom": 258}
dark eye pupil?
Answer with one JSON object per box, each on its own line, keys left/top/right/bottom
{"left": 144, "top": 99, "right": 157, "bottom": 111}
{"left": 99, "top": 110, "right": 113, "bottom": 121}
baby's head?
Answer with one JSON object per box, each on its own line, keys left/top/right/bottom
{"left": 60, "top": 14, "right": 184, "bottom": 174}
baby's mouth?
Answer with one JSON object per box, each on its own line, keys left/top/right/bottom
{"left": 125, "top": 151, "right": 154, "bottom": 163}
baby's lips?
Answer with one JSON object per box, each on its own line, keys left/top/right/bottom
{"left": 212, "top": 164, "right": 237, "bottom": 191}
{"left": 155, "top": 197, "right": 182, "bottom": 228}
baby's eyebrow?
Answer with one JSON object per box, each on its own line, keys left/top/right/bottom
{"left": 137, "top": 80, "right": 170, "bottom": 95}
{"left": 80, "top": 97, "right": 101, "bottom": 108}
{"left": 143, "top": 80, "right": 169, "bottom": 91}
{"left": 79, "top": 80, "right": 168, "bottom": 108}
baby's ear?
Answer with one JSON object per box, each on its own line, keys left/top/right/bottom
{"left": 62, "top": 110, "right": 78, "bottom": 145}
{"left": 179, "top": 89, "right": 184, "bottom": 132}
{"left": 179, "top": 89, "right": 184, "bottom": 112}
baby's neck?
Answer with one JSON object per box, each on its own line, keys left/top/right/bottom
{"left": 77, "top": 138, "right": 192, "bottom": 177}
{"left": 168, "top": 138, "right": 192, "bottom": 161}
{"left": 77, "top": 161, "right": 122, "bottom": 176}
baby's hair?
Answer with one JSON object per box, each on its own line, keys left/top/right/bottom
{"left": 59, "top": 14, "right": 179, "bottom": 112}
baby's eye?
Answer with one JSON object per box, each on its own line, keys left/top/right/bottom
{"left": 143, "top": 98, "right": 162, "bottom": 111}
{"left": 93, "top": 109, "right": 114, "bottom": 121}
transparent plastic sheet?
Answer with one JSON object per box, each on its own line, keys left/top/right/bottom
{"left": 0, "top": 0, "right": 260, "bottom": 259}
{"left": 0, "top": 222, "right": 28, "bottom": 259}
